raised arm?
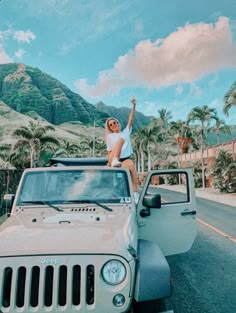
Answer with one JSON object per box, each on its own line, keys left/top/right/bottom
{"left": 127, "top": 97, "right": 136, "bottom": 130}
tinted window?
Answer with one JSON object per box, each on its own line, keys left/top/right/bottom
{"left": 17, "top": 169, "right": 131, "bottom": 204}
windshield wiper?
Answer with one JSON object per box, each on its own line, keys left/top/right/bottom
{"left": 64, "top": 200, "right": 113, "bottom": 212}
{"left": 19, "top": 201, "right": 64, "bottom": 212}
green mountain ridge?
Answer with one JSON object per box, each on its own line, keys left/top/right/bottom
{"left": 207, "top": 125, "right": 236, "bottom": 146}
{"left": 0, "top": 100, "right": 98, "bottom": 145}
{"left": 0, "top": 63, "right": 152, "bottom": 130}
{"left": 0, "top": 63, "right": 109, "bottom": 125}
{"left": 0, "top": 63, "right": 235, "bottom": 148}
{"left": 95, "top": 101, "right": 151, "bottom": 132}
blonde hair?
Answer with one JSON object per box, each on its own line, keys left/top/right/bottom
{"left": 104, "top": 117, "right": 120, "bottom": 143}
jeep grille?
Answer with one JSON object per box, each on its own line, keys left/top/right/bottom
{"left": 0, "top": 262, "right": 95, "bottom": 311}
{"left": 0, "top": 255, "right": 131, "bottom": 312}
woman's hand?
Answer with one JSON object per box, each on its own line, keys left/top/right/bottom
{"left": 131, "top": 97, "right": 136, "bottom": 106}
{"left": 127, "top": 97, "right": 136, "bottom": 129}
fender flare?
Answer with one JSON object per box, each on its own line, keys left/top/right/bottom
{"left": 134, "top": 239, "right": 171, "bottom": 302}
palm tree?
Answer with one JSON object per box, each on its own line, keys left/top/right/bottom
{"left": 158, "top": 108, "right": 172, "bottom": 128}
{"left": 0, "top": 144, "right": 13, "bottom": 168}
{"left": 12, "top": 121, "right": 59, "bottom": 168}
{"left": 0, "top": 144, "right": 30, "bottom": 168}
{"left": 190, "top": 161, "right": 204, "bottom": 188}
{"left": 208, "top": 119, "right": 231, "bottom": 145}
{"left": 133, "top": 130, "right": 145, "bottom": 173}
{"left": 56, "top": 139, "right": 80, "bottom": 157}
{"left": 35, "top": 139, "right": 82, "bottom": 167}
{"left": 95, "top": 139, "right": 107, "bottom": 157}
{"left": 187, "top": 105, "right": 218, "bottom": 188}
{"left": 169, "top": 120, "right": 196, "bottom": 153}
{"left": 80, "top": 136, "right": 95, "bottom": 157}
{"left": 211, "top": 150, "right": 236, "bottom": 193}
{"left": 152, "top": 149, "right": 177, "bottom": 170}
{"left": 156, "top": 108, "right": 172, "bottom": 140}
{"left": 138, "top": 125, "right": 162, "bottom": 171}
{"left": 167, "top": 121, "right": 199, "bottom": 170}
{"left": 223, "top": 81, "right": 236, "bottom": 116}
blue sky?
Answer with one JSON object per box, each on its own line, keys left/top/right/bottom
{"left": 0, "top": 0, "right": 236, "bottom": 124}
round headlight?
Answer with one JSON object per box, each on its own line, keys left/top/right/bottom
{"left": 102, "top": 260, "right": 126, "bottom": 285}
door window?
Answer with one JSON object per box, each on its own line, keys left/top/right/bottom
{"left": 146, "top": 172, "right": 189, "bottom": 205}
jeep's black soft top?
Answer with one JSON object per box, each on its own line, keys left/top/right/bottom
{"left": 50, "top": 157, "right": 108, "bottom": 167}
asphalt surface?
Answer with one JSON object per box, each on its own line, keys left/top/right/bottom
{"left": 164, "top": 192, "right": 236, "bottom": 313}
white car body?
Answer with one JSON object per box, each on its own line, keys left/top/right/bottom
{"left": 0, "top": 158, "right": 197, "bottom": 313}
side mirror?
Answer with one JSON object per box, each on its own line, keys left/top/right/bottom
{"left": 1, "top": 194, "right": 15, "bottom": 215}
{"left": 140, "top": 194, "right": 161, "bottom": 218}
{"left": 143, "top": 194, "right": 161, "bottom": 209}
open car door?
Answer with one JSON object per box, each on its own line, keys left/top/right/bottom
{"left": 137, "top": 168, "right": 198, "bottom": 256}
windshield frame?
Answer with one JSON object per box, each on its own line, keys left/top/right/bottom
{"left": 16, "top": 168, "right": 131, "bottom": 206}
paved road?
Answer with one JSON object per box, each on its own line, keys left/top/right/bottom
{"left": 165, "top": 195, "right": 236, "bottom": 313}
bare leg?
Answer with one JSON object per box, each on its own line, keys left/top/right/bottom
{"left": 108, "top": 138, "right": 124, "bottom": 165}
{"left": 122, "top": 159, "right": 138, "bottom": 192}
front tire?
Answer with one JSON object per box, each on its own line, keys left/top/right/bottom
{"left": 132, "top": 299, "right": 166, "bottom": 313}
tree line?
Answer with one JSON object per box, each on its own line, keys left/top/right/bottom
{"left": 0, "top": 81, "right": 235, "bottom": 192}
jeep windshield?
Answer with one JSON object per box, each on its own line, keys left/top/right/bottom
{"left": 17, "top": 169, "right": 131, "bottom": 206}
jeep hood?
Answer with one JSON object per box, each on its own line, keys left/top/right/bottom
{"left": 0, "top": 212, "right": 137, "bottom": 260}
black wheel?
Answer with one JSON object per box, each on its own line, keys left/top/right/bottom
{"left": 132, "top": 299, "right": 166, "bottom": 313}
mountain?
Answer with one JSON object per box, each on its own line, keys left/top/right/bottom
{"left": 0, "top": 100, "right": 101, "bottom": 145}
{"left": 206, "top": 125, "right": 236, "bottom": 146}
{"left": 0, "top": 100, "right": 34, "bottom": 143}
{"left": 0, "top": 63, "right": 108, "bottom": 125}
{"left": 95, "top": 101, "right": 152, "bottom": 132}
{"left": 0, "top": 63, "right": 235, "bottom": 147}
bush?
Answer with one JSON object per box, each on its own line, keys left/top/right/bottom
{"left": 188, "top": 161, "right": 203, "bottom": 188}
{"left": 0, "top": 169, "right": 24, "bottom": 215}
{"left": 211, "top": 150, "right": 236, "bottom": 193}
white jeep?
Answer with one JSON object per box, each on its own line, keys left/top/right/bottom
{"left": 0, "top": 158, "right": 197, "bottom": 313}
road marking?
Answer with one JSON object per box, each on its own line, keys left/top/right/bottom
{"left": 197, "top": 218, "right": 236, "bottom": 243}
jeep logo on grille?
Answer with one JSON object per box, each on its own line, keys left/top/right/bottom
{"left": 41, "top": 257, "right": 60, "bottom": 265}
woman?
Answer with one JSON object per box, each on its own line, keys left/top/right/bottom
{"left": 105, "top": 98, "right": 139, "bottom": 203}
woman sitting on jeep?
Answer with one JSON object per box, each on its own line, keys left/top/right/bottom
{"left": 105, "top": 98, "right": 139, "bottom": 203}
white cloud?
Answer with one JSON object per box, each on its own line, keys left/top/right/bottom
{"left": 208, "top": 74, "right": 218, "bottom": 87}
{"left": 0, "top": 26, "right": 36, "bottom": 63}
{"left": 19, "top": 0, "right": 71, "bottom": 16}
{"left": 75, "top": 16, "right": 236, "bottom": 98}
{"left": 209, "top": 98, "right": 222, "bottom": 109}
{"left": 135, "top": 20, "right": 144, "bottom": 34}
{"left": 176, "top": 84, "right": 184, "bottom": 95}
{"left": 75, "top": 74, "right": 126, "bottom": 97}
{"left": 15, "top": 48, "right": 25, "bottom": 59}
{"left": 141, "top": 101, "right": 159, "bottom": 116}
{"left": 0, "top": 28, "right": 13, "bottom": 42}
{"left": 0, "top": 44, "right": 12, "bottom": 64}
{"left": 208, "top": 98, "right": 236, "bottom": 124}
{"left": 142, "top": 99, "right": 192, "bottom": 120}
{"left": 59, "top": 39, "right": 81, "bottom": 55}
{"left": 190, "top": 83, "right": 202, "bottom": 97}
{"left": 13, "top": 30, "right": 36, "bottom": 43}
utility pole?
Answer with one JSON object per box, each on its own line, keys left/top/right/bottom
{"left": 92, "top": 120, "right": 96, "bottom": 157}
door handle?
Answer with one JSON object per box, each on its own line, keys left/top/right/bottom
{"left": 181, "top": 210, "right": 197, "bottom": 216}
